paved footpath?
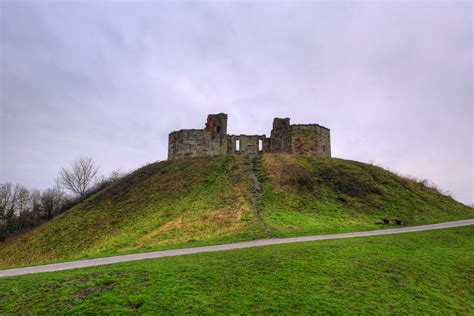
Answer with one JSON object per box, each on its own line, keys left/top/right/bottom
{"left": 1, "top": 219, "right": 473, "bottom": 278}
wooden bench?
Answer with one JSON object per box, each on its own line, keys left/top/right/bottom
{"left": 377, "top": 218, "right": 404, "bottom": 225}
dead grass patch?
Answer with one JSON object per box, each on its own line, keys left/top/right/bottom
{"left": 262, "top": 154, "right": 313, "bottom": 192}
{"left": 137, "top": 202, "right": 253, "bottom": 246}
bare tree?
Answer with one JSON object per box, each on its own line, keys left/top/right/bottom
{"left": 0, "top": 183, "right": 13, "bottom": 239}
{"left": 29, "top": 189, "right": 42, "bottom": 218}
{"left": 0, "top": 183, "right": 13, "bottom": 221}
{"left": 57, "top": 157, "right": 99, "bottom": 197}
{"left": 0, "top": 183, "right": 31, "bottom": 239}
{"left": 41, "top": 187, "right": 67, "bottom": 219}
{"left": 108, "top": 169, "right": 126, "bottom": 183}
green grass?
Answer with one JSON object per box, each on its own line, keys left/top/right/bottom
{"left": 1, "top": 226, "right": 472, "bottom": 314}
{"left": 0, "top": 154, "right": 472, "bottom": 268}
{"left": 257, "top": 154, "right": 473, "bottom": 236}
{"left": 0, "top": 155, "right": 267, "bottom": 268}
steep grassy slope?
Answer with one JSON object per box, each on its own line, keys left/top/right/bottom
{"left": 0, "top": 154, "right": 472, "bottom": 267}
{"left": 256, "top": 154, "right": 473, "bottom": 235}
{"left": 1, "top": 226, "right": 472, "bottom": 314}
{"left": 0, "top": 155, "right": 264, "bottom": 267}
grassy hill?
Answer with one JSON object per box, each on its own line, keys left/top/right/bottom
{"left": 1, "top": 226, "right": 472, "bottom": 314}
{"left": 0, "top": 154, "right": 472, "bottom": 267}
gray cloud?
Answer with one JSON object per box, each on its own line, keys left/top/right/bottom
{"left": 0, "top": 1, "right": 472, "bottom": 204}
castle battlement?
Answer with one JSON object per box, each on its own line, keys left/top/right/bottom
{"left": 167, "top": 113, "right": 331, "bottom": 160}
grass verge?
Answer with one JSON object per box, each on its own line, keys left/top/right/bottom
{"left": 1, "top": 226, "right": 472, "bottom": 314}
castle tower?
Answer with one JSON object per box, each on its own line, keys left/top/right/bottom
{"left": 205, "top": 113, "right": 228, "bottom": 135}
{"left": 272, "top": 117, "right": 290, "bottom": 130}
{"left": 270, "top": 117, "right": 291, "bottom": 153}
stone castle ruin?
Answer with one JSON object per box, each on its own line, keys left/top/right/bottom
{"left": 168, "top": 113, "right": 331, "bottom": 160}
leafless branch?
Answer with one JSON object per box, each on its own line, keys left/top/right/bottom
{"left": 57, "top": 157, "right": 99, "bottom": 197}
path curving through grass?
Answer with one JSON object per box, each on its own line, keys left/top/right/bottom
{"left": 1, "top": 219, "right": 472, "bottom": 278}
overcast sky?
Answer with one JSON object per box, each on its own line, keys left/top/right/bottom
{"left": 0, "top": 1, "right": 472, "bottom": 205}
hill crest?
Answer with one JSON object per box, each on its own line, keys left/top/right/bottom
{"left": 0, "top": 154, "right": 472, "bottom": 267}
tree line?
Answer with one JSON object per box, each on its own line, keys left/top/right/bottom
{"left": 0, "top": 157, "right": 126, "bottom": 241}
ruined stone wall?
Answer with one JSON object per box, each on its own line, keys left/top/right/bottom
{"left": 290, "top": 125, "right": 331, "bottom": 157}
{"left": 227, "top": 135, "right": 267, "bottom": 156}
{"left": 270, "top": 118, "right": 292, "bottom": 153}
{"left": 168, "top": 113, "right": 331, "bottom": 160}
{"left": 168, "top": 131, "right": 268, "bottom": 159}
{"left": 205, "top": 113, "right": 227, "bottom": 135}
{"left": 168, "top": 129, "right": 228, "bottom": 159}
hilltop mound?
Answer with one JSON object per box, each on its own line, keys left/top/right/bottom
{"left": 0, "top": 154, "right": 472, "bottom": 267}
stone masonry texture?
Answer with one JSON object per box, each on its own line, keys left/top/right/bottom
{"left": 168, "top": 113, "right": 331, "bottom": 159}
